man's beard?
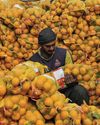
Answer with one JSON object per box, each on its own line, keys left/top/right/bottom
{"left": 41, "top": 48, "right": 55, "bottom": 57}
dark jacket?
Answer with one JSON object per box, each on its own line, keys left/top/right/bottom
{"left": 29, "top": 47, "right": 66, "bottom": 70}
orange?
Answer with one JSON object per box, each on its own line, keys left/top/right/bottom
{"left": 12, "top": 112, "right": 20, "bottom": 121}
{"left": 77, "top": 23, "right": 83, "bottom": 29}
{"left": 77, "top": 74, "right": 82, "bottom": 81}
{"left": 79, "top": 67, "right": 87, "bottom": 75}
{"left": 75, "top": 29, "right": 80, "bottom": 35}
{"left": 19, "top": 98, "right": 27, "bottom": 108}
{"left": 56, "top": 8, "right": 62, "bottom": 15}
{"left": 33, "top": 110, "right": 43, "bottom": 119}
{"left": 96, "top": 88, "right": 100, "bottom": 96}
{"left": 25, "top": 110, "right": 36, "bottom": 122}
{"left": 49, "top": 108, "right": 57, "bottom": 116}
{"left": 22, "top": 81, "right": 31, "bottom": 91}
{"left": 17, "top": 52, "right": 24, "bottom": 59}
{"left": 44, "top": 97, "right": 53, "bottom": 107}
{"left": 49, "top": 85, "right": 57, "bottom": 95}
{"left": 88, "top": 40, "right": 94, "bottom": 46}
{"left": 64, "top": 68, "right": 71, "bottom": 74}
{"left": 83, "top": 118, "right": 92, "bottom": 125}
{"left": 53, "top": 16, "right": 59, "bottom": 22}
{"left": 79, "top": 31, "right": 86, "bottom": 40}
{"left": 35, "top": 76, "right": 47, "bottom": 89}
{"left": 13, "top": 46, "right": 20, "bottom": 52}
{"left": 0, "top": 84, "right": 6, "bottom": 96}
{"left": 43, "top": 79, "right": 52, "bottom": 92}
{"left": 60, "top": 110, "right": 69, "bottom": 120}
{"left": 12, "top": 77, "right": 20, "bottom": 87}
{"left": 13, "top": 60, "right": 19, "bottom": 66}
{"left": 10, "top": 121, "right": 18, "bottom": 125}
{"left": 81, "top": 113, "right": 87, "bottom": 120}
{"left": 70, "top": 110, "right": 78, "bottom": 119}
{"left": 54, "top": 101, "right": 64, "bottom": 109}
{"left": 44, "top": 114, "right": 52, "bottom": 120}
{"left": 55, "top": 114, "right": 61, "bottom": 120}
{"left": 5, "top": 56, "right": 12, "bottom": 63}
{"left": 60, "top": 28, "right": 67, "bottom": 35}
{"left": 19, "top": 108, "right": 26, "bottom": 116}
{"left": 81, "top": 104, "right": 89, "bottom": 113}
{"left": 89, "top": 81, "right": 96, "bottom": 90}
{"left": 36, "top": 120, "right": 45, "bottom": 125}
{"left": 72, "top": 68, "right": 79, "bottom": 76}
{"left": 11, "top": 95, "right": 20, "bottom": 104}
{"left": 82, "top": 83, "right": 90, "bottom": 90}
{"left": 67, "top": 27, "right": 73, "bottom": 34}
{"left": 55, "top": 120, "right": 63, "bottom": 125}
{"left": 1, "top": 118, "right": 9, "bottom": 125}
{"left": 74, "top": 118, "right": 81, "bottom": 125}
{"left": 83, "top": 25, "right": 89, "bottom": 32}
{"left": 83, "top": 74, "right": 91, "bottom": 81}
{"left": 4, "top": 109, "right": 12, "bottom": 117}
{"left": 50, "top": 4, "right": 56, "bottom": 10}
{"left": 61, "top": 19, "right": 68, "bottom": 26}
{"left": 56, "top": 2, "right": 61, "bottom": 7}
{"left": 15, "top": 28, "right": 22, "bottom": 35}
{"left": 19, "top": 118, "right": 27, "bottom": 125}
{"left": 63, "top": 119, "right": 69, "bottom": 124}
{"left": 51, "top": 92, "right": 59, "bottom": 102}
{"left": 12, "top": 87, "right": 21, "bottom": 94}
{"left": 70, "top": 44, "right": 77, "bottom": 50}
{"left": 94, "top": 39, "right": 100, "bottom": 45}
{"left": 4, "top": 97, "right": 13, "bottom": 109}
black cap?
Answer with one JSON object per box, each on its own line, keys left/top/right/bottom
{"left": 38, "top": 27, "right": 56, "bottom": 45}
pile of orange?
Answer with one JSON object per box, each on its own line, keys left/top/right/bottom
{"left": 64, "top": 63, "right": 100, "bottom": 105}
{"left": 0, "top": 0, "right": 99, "bottom": 72}
{"left": 0, "top": 62, "right": 100, "bottom": 124}
{"left": 0, "top": 0, "right": 99, "bottom": 124}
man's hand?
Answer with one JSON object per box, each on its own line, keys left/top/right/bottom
{"left": 65, "top": 74, "right": 78, "bottom": 85}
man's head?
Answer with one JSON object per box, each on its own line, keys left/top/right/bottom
{"left": 38, "top": 27, "right": 57, "bottom": 55}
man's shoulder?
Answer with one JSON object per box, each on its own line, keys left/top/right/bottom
{"left": 29, "top": 52, "right": 39, "bottom": 61}
{"left": 56, "top": 47, "right": 67, "bottom": 52}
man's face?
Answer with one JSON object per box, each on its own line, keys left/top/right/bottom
{"left": 41, "top": 40, "right": 56, "bottom": 55}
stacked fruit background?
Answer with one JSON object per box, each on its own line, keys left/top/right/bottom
{"left": 0, "top": 0, "right": 100, "bottom": 124}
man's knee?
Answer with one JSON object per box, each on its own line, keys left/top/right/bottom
{"left": 68, "top": 85, "right": 90, "bottom": 105}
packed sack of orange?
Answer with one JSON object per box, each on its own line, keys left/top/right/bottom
{"left": 36, "top": 91, "right": 68, "bottom": 120}
{"left": 29, "top": 74, "right": 58, "bottom": 100}
{"left": 4, "top": 61, "right": 48, "bottom": 95}
{"left": 55, "top": 103, "right": 82, "bottom": 125}
{"left": 55, "top": 102, "right": 100, "bottom": 125}
{"left": 0, "top": 94, "right": 45, "bottom": 125}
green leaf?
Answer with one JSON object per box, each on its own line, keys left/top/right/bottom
{"left": 95, "top": 26, "right": 100, "bottom": 32}
{"left": 25, "top": 121, "right": 33, "bottom": 125}
{"left": 96, "top": 72, "right": 100, "bottom": 78}
{"left": 87, "top": 112, "right": 93, "bottom": 120}
{"left": 25, "top": 39, "right": 33, "bottom": 45}
{"left": 54, "top": 23, "right": 59, "bottom": 27}
{"left": 0, "top": 99, "right": 4, "bottom": 108}
{"left": 7, "top": 83, "right": 13, "bottom": 90}
{"left": 92, "top": 113, "right": 100, "bottom": 119}
{"left": 12, "top": 104, "right": 19, "bottom": 111}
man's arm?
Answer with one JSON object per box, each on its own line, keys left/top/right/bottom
{"left": 65, "top": 50, "right": 73, "bottom": 64}
{"left": 64, "top": 50, "right": 78, "bottom": 86}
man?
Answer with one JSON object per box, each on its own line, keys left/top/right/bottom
{"left": 29, "top": 27, "right": 89, "bottom": 105}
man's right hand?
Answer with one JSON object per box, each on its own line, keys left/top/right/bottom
{"left": 65, "top": 74, "right": 78, "bottom": 86}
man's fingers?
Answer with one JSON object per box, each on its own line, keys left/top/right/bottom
{"left": 65, "top": 74, "right": 77, "bottom": 84}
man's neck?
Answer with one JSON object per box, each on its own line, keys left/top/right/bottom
{"left": 39, "top": 48, "right": 54, "bottom": 61}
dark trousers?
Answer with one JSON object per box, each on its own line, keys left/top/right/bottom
{"left": 59, "top": 84, "right": 90, "bottom": 105}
